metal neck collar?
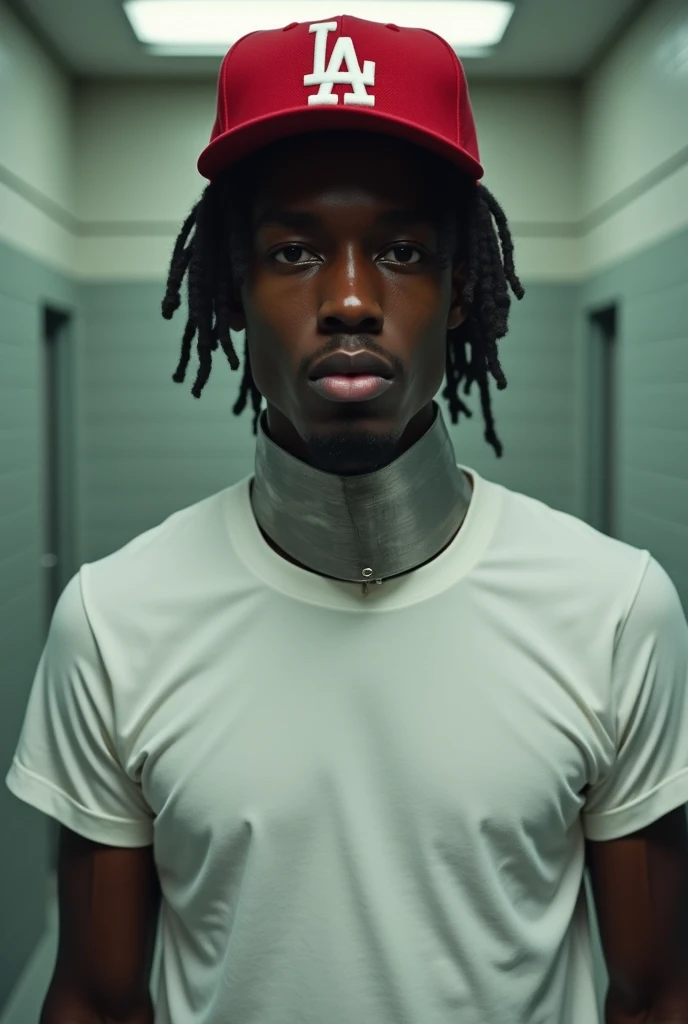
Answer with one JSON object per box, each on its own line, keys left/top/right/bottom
{"left": 250, "top": 401, "right": 472, "bottom": 594}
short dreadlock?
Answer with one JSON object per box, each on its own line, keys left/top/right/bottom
{"left": 162, "top": 131, "right": 524, "bottom": 458}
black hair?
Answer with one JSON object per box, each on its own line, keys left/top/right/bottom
{"left": 161, "top": 132, "right": 524, "bottom": 457}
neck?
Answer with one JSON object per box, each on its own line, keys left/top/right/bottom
{"left": 262, "top": 401, "right": 436, "bottom": 476}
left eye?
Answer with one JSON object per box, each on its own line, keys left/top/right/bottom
{"left": 384, "top": 245, "right": 422, "bottom": 264}
{"left": 273, "top": 244, "right": 422, "bottom": 265}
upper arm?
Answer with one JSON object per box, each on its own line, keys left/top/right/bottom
{"left": 586, "top": 807, "right": 688, "bottom": 1018}
{"left": 41, "top": 825, "right": 162, "bottom": 1023}
{"left": 582, "top": 555, "right": 688, "bottom": 842}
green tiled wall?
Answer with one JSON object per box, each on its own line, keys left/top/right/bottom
{"left": 0, "top": 240, "right": 76, "bottom": 1009}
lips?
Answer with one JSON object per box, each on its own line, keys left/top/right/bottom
{"left": 308, "top": 375, "right": 394, "bottom": 403}
{"left": 308, "top": 349, "right": 394, "bottom": 381}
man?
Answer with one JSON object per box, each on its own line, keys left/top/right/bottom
{"left": 6, "top": 15, "right": 688, "bottom": 1024}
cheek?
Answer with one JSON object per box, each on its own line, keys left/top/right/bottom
{"left": 242, "top": 288, "right": 308, "bottom": 404}
{"left": 414, "top": 333, "right": 448, "bottom": 394}
{"left": 405, "top": 290, "right": 451, "bottom": 386}
{"left": 245, "top": 328, "right": 280, "bottom": 400}
{"left": 239, "top": 281, "right": 274, "bottom": 396}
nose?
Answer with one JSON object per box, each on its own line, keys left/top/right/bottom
{"left": 317, "top": 248, "right": 384, "bottom": 333}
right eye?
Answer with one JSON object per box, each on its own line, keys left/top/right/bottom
{"left": 273, "top": 245, "right": 315, "bottom": 265}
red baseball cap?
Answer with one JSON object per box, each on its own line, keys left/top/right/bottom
{"left": 197, "top": 14, "right": 483, "bottom": 182}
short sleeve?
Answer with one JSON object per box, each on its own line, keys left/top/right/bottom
{"left": 5, "top": 570, "right": 154, "bottom": 847}
{"left": 583, "top": 554, "right": 688, "bottom": 841}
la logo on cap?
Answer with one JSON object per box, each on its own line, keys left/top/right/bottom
{"left": 303, "top": 21, "right": 376, "bottom": 107}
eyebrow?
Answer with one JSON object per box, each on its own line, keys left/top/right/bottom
{"left": 253, "top": 207, "right": 439, "bottom": 231}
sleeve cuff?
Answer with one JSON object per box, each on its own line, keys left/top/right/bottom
{"left": 583, "top": 767, "right": 688, "bottom": 841}
{"left": 5, "top": 758, "right": 154, "bottom": 848}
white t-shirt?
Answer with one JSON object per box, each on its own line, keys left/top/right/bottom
{"left": 6, "top": 464, "right": 688, "bottom": 1024}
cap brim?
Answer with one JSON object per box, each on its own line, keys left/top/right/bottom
{"left": 197, "top": 105, "right": 483, "bottom": 182}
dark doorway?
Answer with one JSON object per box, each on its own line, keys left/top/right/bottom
{"left": 41, "top": 305, "right": 77, "bottom": 872}
{"left": 586, "top": 305, "right": 618, "bottom": 538}
{"left": 41, "top": 307, "right": 76, "bottom": 628}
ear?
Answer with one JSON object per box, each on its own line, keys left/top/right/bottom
{"left": 447, "top": 259, "right": 468, "bottom": 332}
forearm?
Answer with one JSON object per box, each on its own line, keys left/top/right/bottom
{"left": 40, "top": 985, "right": 155, "bottom": 1024}
{"left": 605, "top": 974, "right": 688, "bottom": 1023}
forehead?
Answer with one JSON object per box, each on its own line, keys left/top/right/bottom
{"left": 249, "top": 130, "right": 449, "bottom": 218}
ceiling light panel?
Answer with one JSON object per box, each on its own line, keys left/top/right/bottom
{"left": 123, "top": 1, "right": 515, "bottom": 52}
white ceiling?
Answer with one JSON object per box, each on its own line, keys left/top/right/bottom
{"left": 13, "top": 0, "right": 648, "bottom": 79}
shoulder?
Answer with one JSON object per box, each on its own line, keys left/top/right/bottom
{"left": 81, "top": 484, "right": 238, "bottom": 612}
{"left": 488, "top": 478, "right": 651, "bottom": 600}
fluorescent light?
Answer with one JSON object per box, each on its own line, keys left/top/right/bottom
{"left": 146, "top": 43, "right": 495, "bottom": 58}
{"left": 123, "top": 2, "right": 514, "bottom": 53}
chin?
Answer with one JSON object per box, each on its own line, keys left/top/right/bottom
{"left": 302, "top": 425, "right": 402, "bottom": 476}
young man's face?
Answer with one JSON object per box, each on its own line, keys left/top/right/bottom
{"left": 229, "top": 131, "right": 467, "bottom": 475}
